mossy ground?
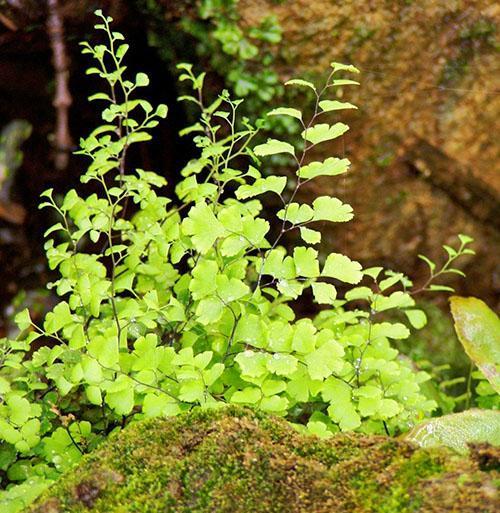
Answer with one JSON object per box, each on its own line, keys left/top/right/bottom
{"left": 27, "top": 407, "right": 499, "bottom": 513}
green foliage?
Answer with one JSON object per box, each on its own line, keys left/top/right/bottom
{"left": 182, "top": 0, "right": 283, "bottom": 104}
{"left": 406, "top": 408, "right": 500, "bottom": 454}
{"left": 450, "top": 296, "right": 500, "bottom": 394}
{"left": 0, "top": 12, "right": 478, "bottom": 511}
{"left": 405, "top": 297, "right": 500, "bottom": 455}
{"left": 0, "top": 119, "right": 32, "bottom": 198}
{"left": 416, "top": 234, "right": 475, "bottom": 293}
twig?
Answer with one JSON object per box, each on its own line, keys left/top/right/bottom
{"left": 46, "top": 0, "right": 73, "bottom": 170}
{"left": 0, "top": 13, "right": 18, "bottom": 31}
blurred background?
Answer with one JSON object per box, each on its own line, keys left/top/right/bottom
{"left": 0, "top": 0, "right": 498, "bottom": 347}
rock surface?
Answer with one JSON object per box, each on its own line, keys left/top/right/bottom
{"left": 28, "top": 407, "right": 499, "bottom": 513}
{"left": 239, "top": 0, "right": 500, "bottom": 306}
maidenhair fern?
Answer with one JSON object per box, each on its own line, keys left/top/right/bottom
{"left": 0, "top": 10, "right": 476, "bottom": 512}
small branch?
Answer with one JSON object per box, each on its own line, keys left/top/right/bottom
{"left": 0, "top": 13, "right": 18, "bottom": 31}
{"left": 46, "top": 0, "right": 73, "bottom": 171}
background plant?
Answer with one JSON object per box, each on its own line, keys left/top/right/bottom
{"left": 405, "top": 297, "right": 500, "bottom": 453}
{"left": 0, "top": 11, "right": 479, "bottom": 512}
{"left": 141, "top": 0, "right": 298, "bottom": 141}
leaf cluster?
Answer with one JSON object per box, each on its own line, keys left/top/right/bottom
{"left": 0, "top": 11, "right": 478, "bottom": 512}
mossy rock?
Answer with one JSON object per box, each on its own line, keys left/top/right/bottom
{"left": 27, "top": 407, "right": 499, "bottom": 513}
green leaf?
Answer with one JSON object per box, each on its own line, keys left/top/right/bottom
{"left": 406, "top": 409, "right": 500, "bottom": 454}
{"left": 305, "top": 339, "right": 344, "bottom": 380}
{"left": 428, "top": 284, "right": 455, "bottom": 293}
{"left": 262, "top": 379, "right": 287, "bottom": 397}
{"left": 277, "top": 279, "right": 303, "bottom": 299}
{"left": 286, "top": 368, "right": 311, "bottom": 402}
{"left": 284, "top": 78, "right": 316, "bottom": 91}
{"left": 106, "top": 387, "right": 134, "bottom": 415}
{"left": 172, "top": 347, "right": 194, "bottom": 366}
{"left": 43, "top": 302, "right": 74, "bottom": 334}
{"left": 242, "top": 217, "right": 269, "bottom": 246}
{"left": 312, "top": 196, "right": 353, "bottom": 223}
{"left": 135, "top": 72, "right": 150, "bottom": 87}
{"left": 142, "top": 393, "right": 180, "bottom": 417}
{"left": 301, "top": 123, "right": 349, "bottom": 145}
{"left": 345, "top": 286, "right": 372, "bottom": 302}
{"left": 235, "top": 350, "right": 268, "bottom": 378}
{"left": 379, "top": 273, "right": 404, "bottom": 291}
{"left": 311, "top": 282, "right": 337, "bottom": 304}
{"left": 196, "top": 297, "right": 223, "bottom": 324}
{"left": 371, "top": 322, "right": 410, "bottom": 340}
{"left": 450, "top": 296, "right": 500, "bottom": 393}
{"left": 277, "top": 203, "right": 314, "bottom": 225}
{"left": 194, "top": 351, "right": 213, "bottom": 370}
{"left": 373, "top": 291, "right": 414, "bottom": 312}
{"left": 292, "top": 320, "right": 316, "bottom": 354}
{"left": 127, "top": 131, "right": 153, "bottom": 144}
{"left": 331, "top": 79, "right": 360, "bottom": 87}
{"left": 293, "top": 247, "right": 319, "bottom": 278}
{"left": 183, "top": 202, "right": 225, "bottom": 254}
{"left": 216, "top": 275, "right": 249, "bottom": 303}
{"left": 418, "top": 254, "right": 436, "bottom": 272}
{"left": 233, "top": 316, "right": 267, "bottom": 350}
{"left": 7, "top": 396, "right": 31, "bottom": 426}
{"left": 322, "top": 253, "right": 363, "bottom": 284}
{"left": 88, "top": 92, "right": 111, "bottom": 102}
{"left": 322, "top": 378, "right": 361, "bottom": 431}
{"left": 81, "top": 357, "right": 103, "bottom": 384}
{"left": 15, "top": 308, "right": 32, "bottom": 331}
{"left": 353, "top": 385, "right": 382, "bottom": 416}
{"left": 203, "top": 363, "right": 224, "bottom": 386}
{"left": 318, "top": 100, "right": 357, "bottom": 112}
{"left": 300, "top": 227, "right": 321, "bottom": 244}
{"left": 86, "top": 385, "right": 103, "bottom": 405}
{"left": 267, "top": 107, "right": 302, "bottom": 120}
{"left": 230, "top": 387, "right": 261, "bottom": 404}
{"left": 458, "top": 234, "right": 474, "bottom": 245}
{"left": 260, "top": 395, "right": 289, "bottom": 412}
{"left": 298, "top": 157, "right": 350, "bottom": 180}
{"left": 330, "top": 62, "right": 360, "bottom": 74}
{"left": 236, "top": 176, "right": 287, "bottom": 199}
{"left": 363, "top": 267, "right": 384, "bottom": 280}
{"left": 268, "top": 321, "right": 293, "bottom": 352}
{"left": 156, "top": 104, "right": 168, "bottom": 118}
{"left": 405, "top": 309, "right": 427, "bottom": 329}
{"left": 88, "top": 335, "right": 119, "bottom": 367}
{"left": 253, "top": 138, "right": 295, "bottom": 157}
{"left": 0, "top": 377, "right": 10, "bottom": 395}
{"left": 178, "top": 380, "right": 205, "bottom": 403}
{"left": 378, "top": 398, "right": 401, "bottom": 419}
{"left": 266, "top": 353, "right": 298, "bottom": 376}
{"left": 261, "top": 248, "right": 289, "bottom": 279}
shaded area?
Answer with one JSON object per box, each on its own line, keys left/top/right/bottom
{"left": 0, "top": 1, "right": 194, "bottom": 333}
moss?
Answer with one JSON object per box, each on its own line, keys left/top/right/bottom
{"left": 27, "top": 407, "right": 498, "bottom": 513}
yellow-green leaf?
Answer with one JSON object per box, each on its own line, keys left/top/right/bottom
{"left": 267, "top": 107, "right": 302, "bottom": 120}
{"left": 254, "top": 138, "right": 295, "bottom": 157}
{"left": 301, "top": 123, "right": 349, "bottom": 145}
{"left": 406, "top": 409, "right": 500, "bottom": 454}
{"left": 318, "top": 100, "right": 357, "bottom": 112}
{"left": 450, "top": 296, "right": 500, "bottom": 393}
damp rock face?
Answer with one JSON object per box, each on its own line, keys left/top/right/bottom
{"left": 237, "top": 0, "right": 500, "bottom": 306}
{"left": 27, "top": 407, "right": 499, "bottom": 513}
